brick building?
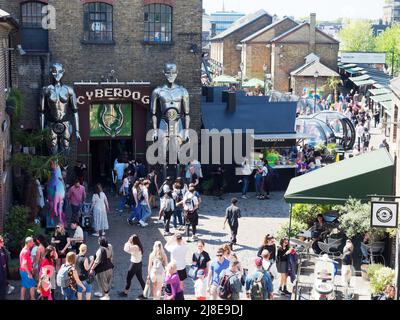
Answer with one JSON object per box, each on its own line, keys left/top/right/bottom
{"left": 240, "top": 17, "right": 298, "bottom": 80}
{"left": 0, "top": 0, "right": 202, "bottom": 185}
{"left": 270, "top": 14, "right": 339, "bottom": 93}
{"left": 209, "top": 10, "right": 273, "bottom": 77}
{"left": 0, "top": 9, "right": 18, "bottom": 232}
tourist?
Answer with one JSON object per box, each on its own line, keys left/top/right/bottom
{"left": 33, "top": 234, "right": 48, "bottom": 280}
{"left": 68, "top": 221, "right": 84, "bottom": 254}
{"left": 147, "top": 241, "right": 168, "bottom": 300}
{"left": 207, "top": 248, "right": 229, "bottom": 300}
{"left": 58, "top": 252, "right": 86, "bottom": 300}
{"left": 172, "top": 182, "right": 185, "bottom": 230}
{"left": 277, "top": 237, "right": 290, "bottom": 295}
{"left": 39, "top": 245, "right": 58, "bottom": 299}
{"left": 117, "top": 172, "right": 130, "bottom": 214}
{"left": 239, "top": 158, "right": 252, "bottom": 199}
{"left": 223, "top": 198, "right": 241, "bottom": 250}
{"left": 261, "top": 160, "right": 270, "bottom": 200}
{"left": 74, "top": 160, "right": 86, "bottom": 186}
{"left": 355, "top": 122, "right": 364, "bottom": 152}
{"left": 89, "top": 237, "right": 114, "bottom": 300}
{"left": 113, "top": 158, "right": 128, "bottom": 196}
{"left": 245, "top": 257, "right": 273, "bottom": 300}
{"left": 379, "top": 139, "right": 390, "bottom": 152}
{"left": 311, "top": 214, "right": 327, "bottom": 254}
{"left": 119, "top": 235, "right": 146, "bottom": 299}
{"left": 51, "top": 224, "right": 69, "bottom": 271}
{"left": 374, "top": 108, "right": 380, "bottom": 127}
{"left": 379, "top": 285, "right": 396, "bottom": 300}
{"left": 254, "top": 166, "right": 263, "bottom": 198}
{"left": 159, "top": 191, "right": 175, "bottom": 236}
{"left": 218, "top": 259, "right": 243, "bottom": 300}
{"left": 222, "top": 244, "right": 232, "bottom": 260}
{"left": 127, "top": 180, "right": 142, "bottom": 225}
{"left": 67, "top": 179, "right": 86, "bottom": 222}
{"left": 361, "top": 233, "right": 370, "bottom": 264}
{"left": 19, "top": 237, "right": 36, "bottom": 300}
{"left": 191, "top": 240, "right": 211, "bottom": 279}
{"left": 147, "top": 167, "right": 159, "bottom": 209}
{"left": 342, "top": 239, "right": 354, "bottom": 289}
{"left": 165, "top": 234, "right": 188, "bottom": 290}
{"left": 37, "top": 271, "right": 52, "bottom": 300}
{"left": 194, "top": 269, "right": 207, "bottom": 300}
{"left": 76, "top": 244, "right": 93, "bottom": 300}
{"left": 257, "top": 234, "right": 276, "bottom": 262}
{"left": 260, "top": 250, "right": 279, "bottom": 289}
{"left": 138, "top": 180, "right": 152, "bottom": 227}
{"left": 165, "top": 262, "right": 184, "bottom": 300}
{"left": 91, "top": 183, "right": 109, "bottom": 237}
{"left": 0, "top": 235, "right": 9, "bottom": 300}
{"left": 180, "top": 186, "right": 200, "bottom": 242}
{"left": 188, "top": 165, "right": 200, "bottom": 189}
{"left": 211, "top": 165, "right": 224, "bottom": 199}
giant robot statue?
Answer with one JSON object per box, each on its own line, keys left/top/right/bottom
{"left": 40, "top": 63, "right": 81, "bottom": 154}
{"left": 151, "top": 63, "right": 190, "bottom": 161}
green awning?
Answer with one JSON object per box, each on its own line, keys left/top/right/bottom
{"left": 341, "top": 64, "right": 357, "bottom": 69}
{"left": 370, "top": 93, "right": 392, "bottom": 103}
{"left": 212, "top": 74, "right": 239, "bottom": 84}
{"left": 353, "top": 79, "right": 376, "bottom": 86}
{"left": 242, "top": 78, "right": 264, "bottom": 88}
{"left": 374, "top": 84, "right": 385, "bottom": 89}
{"left": 349, "top": 74, "right": 370, "bottom": 82}
{"left": 369, "top": 88, "right": 391, "bottom": 95}
{"left": 381, "top": 100, "right": 393, "bottom": 114}
{"left": 284, "top": 149, "right": 394, "bottom": 205}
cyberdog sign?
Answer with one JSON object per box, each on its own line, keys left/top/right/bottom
{"left": 371, "top": 201, "right": 399, "bottom": 228}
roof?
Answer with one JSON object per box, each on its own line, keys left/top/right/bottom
{"left": 284, "top": 148, "right": 394, "bottom": 204}
{"left": 390, "top": 77, "right": 400, "bottom": 94}
{"left": 211, "top": 10, "right": 271, "bottom": 40}
{"left": 0, "top": 9, "right": 18, "bottom": 28}
{"left": 370, "top": 93, "right": 392, "bottom": 103}
{"left": 349, "top": 74, "right": 370, "bottom": 82}
{"left": 353, "top": 79, "right": 376, "bottom": 86}
{"left": 240, "top": 17, "right": 298, "bottom": 43}
{"left": 369, "top": 88, "right": 391, "bottom": 96}
{"left": 290, "top": 60, "right": 339, "bottom": 77}
{"left": 270, "top": 22, "right": 339, "bottom": 44}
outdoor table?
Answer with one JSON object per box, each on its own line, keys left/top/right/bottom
{"left": 298, "top": 230, "right": 313, "bottom": 239}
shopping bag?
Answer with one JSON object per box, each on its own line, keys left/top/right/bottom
{"left": 143, "top": 279, "right": 151, "bottom": 299}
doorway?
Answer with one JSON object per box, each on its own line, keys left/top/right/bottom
{"left": 89, "top": 139, "right": 133, "bottom": 188}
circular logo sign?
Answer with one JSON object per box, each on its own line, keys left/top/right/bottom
{"left": 376, "top": 207, "right": 393, "bottom": 224}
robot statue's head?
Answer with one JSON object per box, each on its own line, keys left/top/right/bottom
{"left": 50, "top": 63, "right": 65, "bottom": 82}
{"left": 163, "top": 63, "right": 178, "bottom": 84}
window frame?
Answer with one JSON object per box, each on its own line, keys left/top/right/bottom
{"left": 144, "top": 3, "right": 173, "bottom": 44}
{"left": 20, "top": 1, "right": 47, "bottom": 29}
{"left": 83, "top": 2, "right": 114, "bottom": 44}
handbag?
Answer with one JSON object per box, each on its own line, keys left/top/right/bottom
{"left": 143, "top": 278, "right": 151, "bottom": 299}
{"left": 87, "top": 272, "right": 95, "bottom": 284}
{"left": 188, "top": 265, "right": 198, "bottom": 280}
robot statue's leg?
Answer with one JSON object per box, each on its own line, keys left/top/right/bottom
{"left": 49, "top": 128, "right": 59, "bottom": 155}
{"left": 61, "top": 123, "right": 72, "bottom": 154}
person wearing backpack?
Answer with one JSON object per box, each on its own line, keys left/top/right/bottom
{"left": 178, "top": 187, "right": 199, "bottom": 242}
{"left": 172, "top": 182, "right": 185, "bottom": 231}
{"left": 245, "top": 257, "right": 273, "bottom": 300}
{"left": 127, "top": 180, "right": 142, "bottom": 226}
{"left": 57, "top": 252, "right": 86, "bottom": 300}
{"left": 159, "top": 191, "right": 175, "bottom": 236}
{"left": 261, "top": 249, "right": 278, "bottom": 291}
{"left": 147, "top": 241, "right": 168, "bottom": 300}
{"left": 218, "top": 260, "right": 243, "bottom": 300}
{"left": 207, "top": 248, "right": 229, "bottom": 300}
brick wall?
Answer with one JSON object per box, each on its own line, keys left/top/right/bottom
{"left": 291, "top": 76, "right": 328, "bottom": 97}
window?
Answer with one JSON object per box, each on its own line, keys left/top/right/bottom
{"left": 83, "top": 2, "right": 113, "bottom": 43}
{"left": 21, "top": 1, "right": 46, "bottom": 28}
{"left": 144, "top": 4, "right": 172, "bottom": 43}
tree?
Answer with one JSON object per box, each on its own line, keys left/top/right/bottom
{"left": 338, "top": 20, "right": 376, "bottom": 52}
{"left": 324, "top": 76, "right": 343, "bottom": 103}
{"left": 375, "top": 24, "right": 400, "bottom": 77}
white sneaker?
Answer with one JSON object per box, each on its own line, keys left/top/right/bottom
{"left": 139, "top": 220, "right": 148, "bottom": 227}
{"left": 242, "top": 195, "right": 248, "bottom": 199}
{"left": 7, "top": 285, "right": 15, "bottom": 295}
{"left": 100, "top": 294, "right": 110, "bottom": 300}
{"left": 94, "top": 292, "right": 103, "bottom": 298}
{"left": 92, "top": 233, "right": 99, "bottom": 237}
{"left": 155, "top": 220, "right": 163, "bottom": 224}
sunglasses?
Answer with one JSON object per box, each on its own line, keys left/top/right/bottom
{"left": 217, "top": 254, "right": 223, "bottom": 257}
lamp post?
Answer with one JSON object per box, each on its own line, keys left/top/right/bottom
{"left": 314, "top": 70, "right": 319, "bottom": 114}
{"left": 240, "top": 62, "right": 244, "bottom": 89}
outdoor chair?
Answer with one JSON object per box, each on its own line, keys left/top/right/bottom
{"left": 290, "top": 238, "right": 312, "bottom": 256}
{"left": 365, "top": 242, "right": 386, "bottom": 265}
{"left": 317, "top": 238, "right": 342, "bottom": 259}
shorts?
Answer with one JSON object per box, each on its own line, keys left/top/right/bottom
{"left": 177, "top": 268, "right": 187, "bottom": 281}
{"left": 20, "top": 270, "right": 36, "bottom": 289}
{"left": 77, "top": 280, "right": 92, "bottom": 293}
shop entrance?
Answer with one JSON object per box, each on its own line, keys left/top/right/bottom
{"left": 89, "top": 139, "right": 133, "bottom": 188}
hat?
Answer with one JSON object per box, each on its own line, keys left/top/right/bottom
{"left": 255, "top": 257, "right": 263, "bottom": 267}
{"left": 176, "top": 234, "right": 182, "bottom": 240}
{"left": 196, "top": 269, "right": 205, "bottom": 278}
{"left": 166, "top": 176, "right": 172, "bottom": 181}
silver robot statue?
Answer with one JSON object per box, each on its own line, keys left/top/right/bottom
{"left": 151, "top": 63, "right": 190, "bottom": 162}
{"left": 40, "top": 63, "right": 81, "bottom": 155}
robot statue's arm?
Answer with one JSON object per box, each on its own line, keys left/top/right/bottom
{"left": 151, "top": 88, "right": 160, "bottom": 141}
{"left": 39, "top": 87, "right": 47, "bottom": 131}
{"left": 69, "top": 86, "right": 81, "bottom": 142}
{"left": 182, "top": 88, "right": 190, "bottom": 140}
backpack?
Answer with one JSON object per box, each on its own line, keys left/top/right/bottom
{"left": 218, "top": 272, "right": 235, "bottom": 299}
{"left": 56, "top": 264, "right": 72, "bottom": 288}
{"left": 265, "top": 262, "right": 274, "bottom": 281}
{"left": 250, "top": 273, "right": 264, "bottom": 300}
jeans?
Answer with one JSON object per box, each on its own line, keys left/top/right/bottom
{"left": 71, "top": 204, "right": 81, "bottom": 222}
{"left": 125, "top": 262, "right": 145, "bottom": 291}
{"left": 173, "top": 209, "right": 184, "bottom": 228}
{"left": 164, "top": 212, "right": 172, "bottom": 233}
{"left": 360, "top": 245, "right": 369, "bottom": 260}
{"left": 62, "top": 287, "right": 77, "bottom": 300}
{"left": 128, "top": 205, "right": 141, "bottom": 222}
{"left": 242, "top": 176, "right": 250, "bottom": 195}
{"left": 119, "top": 187, "right": 130, "bottom": 211}
{"left": 140, "top": 204, "right": 152, "bottom": 223}
{"left": 229, "top": 224, "right": 238, "bottom": 246}
{"left": 255, "top": 177, "right": 262, "bottom": 195}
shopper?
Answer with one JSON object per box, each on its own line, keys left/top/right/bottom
{"left": 19, "top": 237, "right": 36, "bottom": 300}
{"left": 51, "top": 224, "right": 69, "bottom": 271}
{"left": 223, "top": 198, "right": 241, "bottom": 250}
{"left": 180, "top": 186, "right": 199, "bottom": 242}
{"left": 147, "top": 241, "right": 168, "bottom": 300}
{"left": 245, "top": 257, "right": 273, "bottom": 300}
{"left": 342, "top": 239, "right": 354, "bottom": 289}
{"left": 159, "top": 191, "right": 175, "bottom": 236}
{"left": 218, "top": 259, "right": 243, "bottom": 300}
{"left": 0, "top": 235, "right": 9, "bottom": 300}
{"left": 191, "top": 240, "right": 211, "bottom": 279}
{"left": 257, "top": 234, "right": 276, "bottom": 262}
{"left": 68, "top": 221, "right": 84, "bottom": 254}
{"left": 277, "top": 237, "right": 290, "bottom": 295}
{"left": 207, "top": 248, "right": 229, "bottom": 300}
{"left": 165, "top": 262, "right": 184, "bottom": 300}
{"left": 194, "top": 269, "right": 207, "bottom": 300}
{"left": 239, "top": 158, "right": 252, "bottom": 199}
{"left": 119, "top": 235, "right": 146, "bottom": 299}
{"left": 58, "top": 251, "right": 86, "bottom": 300}
{"left": 89, "top": 237, "right": 114, "bottom": 300}
{"left": 76, "top": 244, "right": 93, "bottom": 300}
{"left": 117, "top": 172, "right": 130, "bottom": 214}
{"left": 147, "top": 167, "right": 159, "bottom": 209}
{"left": 67, "top": 179, "right": 86, "bottom": 222}
{"left": 138, "top": 180, "right": 152, "bottom": 227}
{"left": 127, "top": 180, "right": 142, "bottom": 225}
{"left": 165, "top": 234, "right": 188, "bottom": 290}
{"left": 172, "top": 182, "right": 185, "bottom": 230}
{"left": 91, "top": 183, "right": 110, "bottom": 237}
{"left": 39, "top": 245, "right": 58, "bottom": 299}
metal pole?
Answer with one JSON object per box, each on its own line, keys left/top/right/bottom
{"left": 392, "top": 49, "right": 395, "bottom": 78}
{"left": 314, "top": 78, "right": 317, "bottom": 114}
{"left": 288, "top": 203, "right": 293, "bottom": 242}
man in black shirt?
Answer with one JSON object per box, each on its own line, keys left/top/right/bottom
{"left": 74, "top": 160, "right": 86, "bottom": 185}
{"left": 0, "top": 235, "right": 9, "bottom": 300}
{"left": 223, "top": 198, "right": 241, "bottom": 250}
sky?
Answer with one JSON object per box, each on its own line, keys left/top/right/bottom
{"left": 203, "top": 0, "right": 386, "bottom": 21}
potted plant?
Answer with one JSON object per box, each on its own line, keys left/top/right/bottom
{"left": 369, "top": 266, "right": 395, "bottom": 298}
{"left": 276, "top": 220, "right": 308, "bottom": 241}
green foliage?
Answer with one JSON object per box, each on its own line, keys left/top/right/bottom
{"left": 375, "top": 24, "right": 400, "bottom": 77}
{"left": 12, "top": 129, "right": 52, "bottom": 148}
{"left": 4, "top": 206, "right": 41, "bottom": 252}
{"left": 276, "top": 220, "right": 308, "bottom": 241}
{"left": 367, "top": 263, "right": 384, "bottom": 279}
{"left": 369, "top": 267, "right": 396, "bottom": 295}
{"left": 323, "top": 77, "right": 343, "bottom": 103}
{"left": 338, "top": 20, "right": 376, "bottom": 52}
{"left": 291, "top": 203, "right": 333, "bottom": 226}
{"left": 6, "top": 88, "right": 23, "bottom": 122}
{"left": 201, "top": 178, "right": 214, "bottom": 191}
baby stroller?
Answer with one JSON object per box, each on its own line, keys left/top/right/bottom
{"left": 80, "top": 202, "right": 93, "bottom": 232}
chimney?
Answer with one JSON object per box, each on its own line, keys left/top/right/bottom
{"left": 226, "top": 91, "right": 236, "bottom": 113}
{"left": 309, "top": 13, "right": 316, "bottom": 52}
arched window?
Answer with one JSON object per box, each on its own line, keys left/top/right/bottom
{"left": 21, "top": 1, "right": 46, "bottom": 28}
{"left": 144, "top": 4, "right": 172, "bottom": 43}
{"left": 83, "top": 2, "right": 113, "bottom": 43}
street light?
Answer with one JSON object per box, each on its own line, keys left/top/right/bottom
{"left": 263, "top": 64, "right": 268, "bottom": 95}
{"left": 314, "top": 70, "right": 319, "bottom": 114}
{"left": 240, "top": 62, "right": 244, "bottom": 88}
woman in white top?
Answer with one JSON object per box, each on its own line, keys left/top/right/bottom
{"left": 147, "top": 241, "right": 168, "bottom": 300}
{"left": 118, "top": 234, "right": 146, "bottom": 299}
{"left": 91, "top": 184, "right": 109, "bottom": 237}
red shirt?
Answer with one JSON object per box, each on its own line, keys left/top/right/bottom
{"left": 19, "top": 247, "right": 32, "bottom": 272}
{"left": 67, "top": 185, "right": 86, "bottom": 207}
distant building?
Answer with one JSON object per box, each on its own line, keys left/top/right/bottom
{"left": 316, "top": 22, "right": 342, "bottom": 40}
{"left": 203, "top": 10, "right": 212, "bottom": 51}
{"left": 209, "top": 11, "right": 245, "bottom": 37}
{"left": 383, "top": 0, "right": 400, "bottom": 24}
{"left": 372, "top": 19, "right": 391, "bottom": 37}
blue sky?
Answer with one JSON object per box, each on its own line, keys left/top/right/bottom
{"left": 203, "top": 0, "right": 386, "bottom": 21}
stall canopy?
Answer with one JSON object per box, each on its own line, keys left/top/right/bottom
{"left": 242, "top": 78, "right": 264, "bottom": 88}
{"left": 284, "top": 149, "right": 394, "bottom": 205}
